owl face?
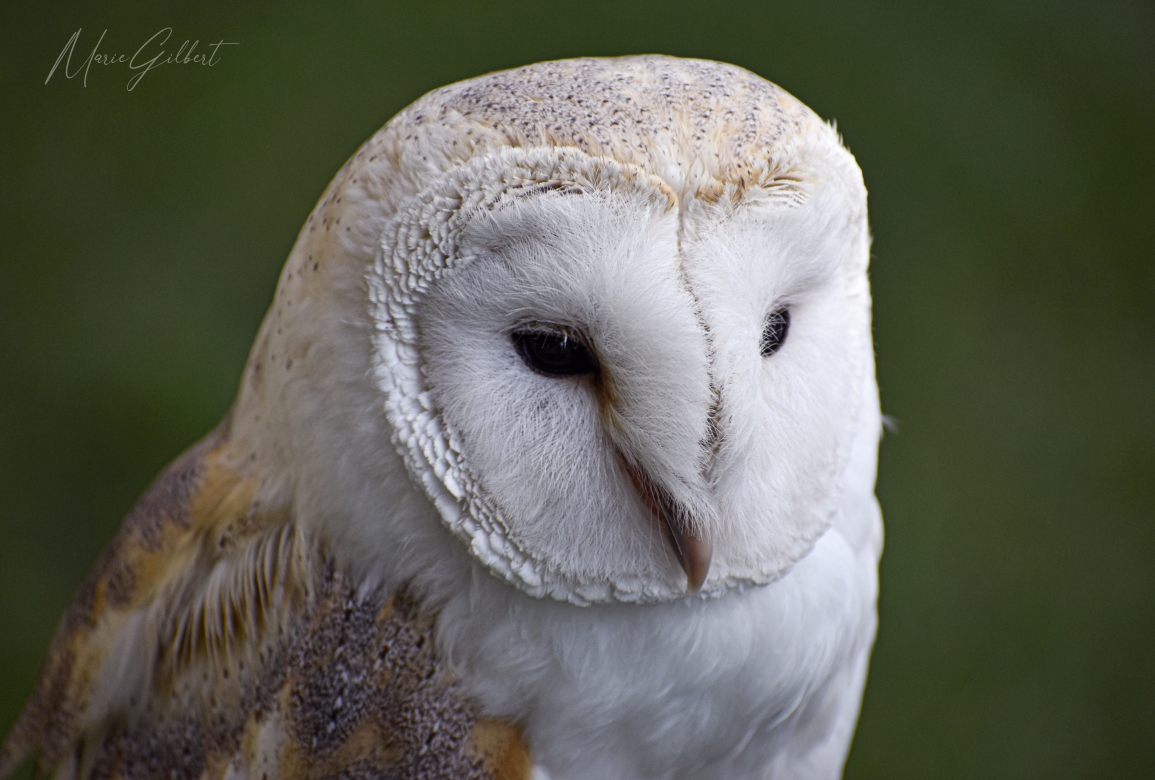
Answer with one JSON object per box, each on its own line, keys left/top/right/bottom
{"left": 369, "top": 139, "right": 870, "bottom": 604}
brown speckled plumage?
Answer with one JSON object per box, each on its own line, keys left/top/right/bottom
{"left": 0, "top": 427, "right": 529, "bottom": 780}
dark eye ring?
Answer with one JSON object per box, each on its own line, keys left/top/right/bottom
{"left": 513, "top": 330, "right": 597, "bottom": 377}
{"left": 760, "top": 308, "right": 791, "bottom": 357}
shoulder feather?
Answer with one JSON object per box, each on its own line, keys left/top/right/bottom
{"left": 0, "top": 419, "right": 530, "bottom": 780}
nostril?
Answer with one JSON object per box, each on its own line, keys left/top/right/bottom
{"left": 704, "top": 396, "right": 722, "bottom": 454}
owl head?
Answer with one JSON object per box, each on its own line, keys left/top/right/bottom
{"left": 231, "top": 56, "right": 874, "bottom": 606}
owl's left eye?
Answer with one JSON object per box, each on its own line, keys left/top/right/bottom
{"left": 513, "top": 330, "right": 597, "bottom": 377}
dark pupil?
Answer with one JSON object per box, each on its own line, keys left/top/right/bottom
{"left": 760, "top": 308, "right": 790, "bottom": 357}
{"left": 514, "top": 331, "right": 596, "bottom": 376}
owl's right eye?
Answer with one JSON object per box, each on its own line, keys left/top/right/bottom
{"left": 513, "top": 330, "right": 597, "bottom": 377}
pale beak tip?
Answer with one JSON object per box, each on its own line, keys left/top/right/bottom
{"left": 680, "top": 537, "right": 712, "bottom": 596}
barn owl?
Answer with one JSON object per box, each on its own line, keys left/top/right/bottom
{"left": 1, "top": 56, "right": 882, "bottom": 780}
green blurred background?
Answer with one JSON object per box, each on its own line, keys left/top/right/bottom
{"left": 1, "top": 1, "right": 1152, "bottom": 777}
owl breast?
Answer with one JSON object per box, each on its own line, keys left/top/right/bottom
{"left": 435, "top": 483, "right": 881, "bottom": 779}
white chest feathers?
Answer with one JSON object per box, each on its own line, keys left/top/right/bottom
{"left": 438, "top": 509, "right": 880, "bottom": 780}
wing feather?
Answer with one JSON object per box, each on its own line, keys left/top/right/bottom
{"left": 0, "top": 420, "right": 530, "bottom": 780}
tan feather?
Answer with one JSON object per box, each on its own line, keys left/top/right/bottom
{"left": 0, "top": 421, "right": 529, "bottom": 780}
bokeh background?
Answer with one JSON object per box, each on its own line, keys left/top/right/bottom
{"left": 1, "top": 1, "right": 1152, "bottom": 777}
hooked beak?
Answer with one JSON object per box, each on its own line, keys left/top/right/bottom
{"left": 620, "top": 456, "right": 713, "bottom": 594}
